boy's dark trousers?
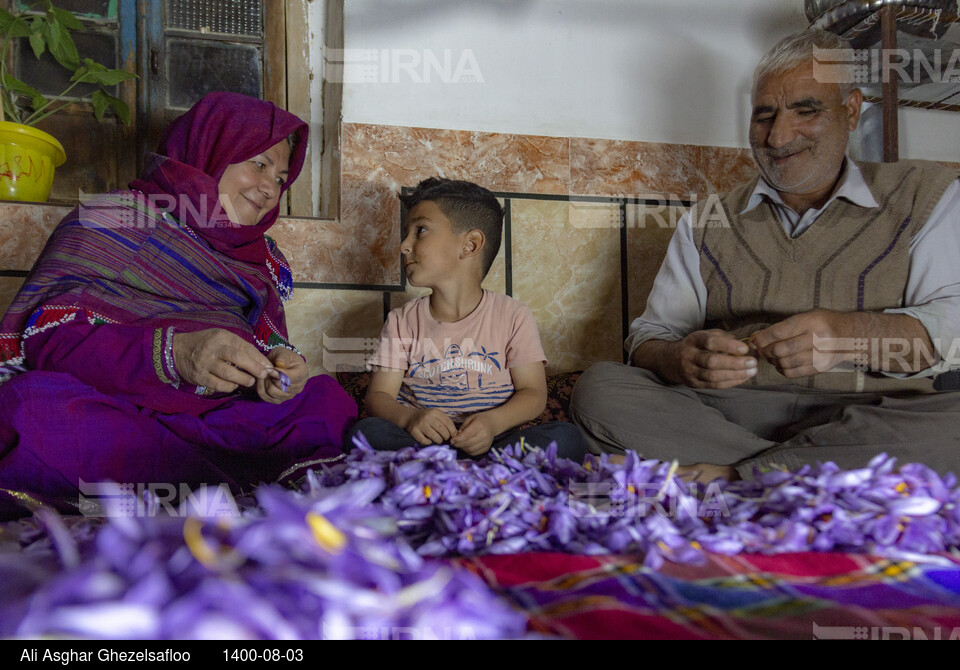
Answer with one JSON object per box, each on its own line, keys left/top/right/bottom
{"left": 344, "top": 416, "right": 590, "bottom": 462}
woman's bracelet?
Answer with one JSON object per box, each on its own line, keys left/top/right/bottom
{"left": 153, "top": 327, "right": 181, "bottom": 388}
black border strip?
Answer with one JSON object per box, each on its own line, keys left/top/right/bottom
{"left": 292, "top": 282, "right": 407, "bottom": 291}
{"left": 503, "top": 198, "right": 513, "bottom": 297}
{"left": 399, "top": 193, "right": 408, "bottom": 293}
{"left": 498, "top": 192, "right": 693, "bottom": 207}
{"left": 620, "top": 200, "right": 630, "bottom": 364}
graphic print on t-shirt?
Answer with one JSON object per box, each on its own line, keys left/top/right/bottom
{"left": 440, "top": 344, "right": 468, "bottom": 388}
{"left": 401, "top": 340, "right": 512, "bottom": 421}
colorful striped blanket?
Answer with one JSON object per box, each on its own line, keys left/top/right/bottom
{"left": 453, "top": 551, "right": 960, "bottom": 639}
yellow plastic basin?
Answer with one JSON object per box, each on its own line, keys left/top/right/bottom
{"left": 0, "top": 121, "right": 67, "bottom": 202}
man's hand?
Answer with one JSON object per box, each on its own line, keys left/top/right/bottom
{"left": 450, "top": 412, "right": 498, "bottom": 457}
{"left": 751, "top": 309, "right": 936, "bottom": 377}
{"left": 750, "top": 309, "right": 846, "bottom": 378}
{"left": 256, "top": 346, "right": 309, "bottom": 404}
{"left": 173, "top": 328, "right": 272, "bottom": 392}
{"left": 403, "top": 408, "right": 458, "bottom": 445}
{"left": 639, "top": 330, "right": 758, "bottom": 389}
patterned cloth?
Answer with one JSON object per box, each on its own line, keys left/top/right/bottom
{"left": 453, "top": 551, "right": 960, "bottom": 639}
{"left": 336, "top": 370, "right": 583, "bottom": 427}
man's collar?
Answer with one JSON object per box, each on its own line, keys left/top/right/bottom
{"left": 742, "top": 158, "right": 880, "bottom": 214}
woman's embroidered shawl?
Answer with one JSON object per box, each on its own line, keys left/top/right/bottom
{"left": 0, "top": 92, "right": 308, "bottom": 384}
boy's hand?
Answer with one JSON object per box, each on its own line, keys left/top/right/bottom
{"left": 450, "top": 413, "right": 497, "bottom": 456}
{"left": 404, "top": 408, "right": 458, "bottom": 445}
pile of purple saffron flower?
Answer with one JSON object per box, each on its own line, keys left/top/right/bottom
{"left": 312, "top": 437, "right": 960, "bottom": 568}
{"left": 4, "top": 438, "right": 959, "bottom": 639}
{"left": 0, "top": 480, "right": 527, "bottom": 640}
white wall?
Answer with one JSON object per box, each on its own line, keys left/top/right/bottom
{"left": 338, "top": 0, "right": 960, "bottom": 161}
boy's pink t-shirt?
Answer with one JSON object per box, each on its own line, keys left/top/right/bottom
{"left": 367, "top": 290, "right": 546, "bottom": 422}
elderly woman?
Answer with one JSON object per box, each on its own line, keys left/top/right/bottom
{"left": 0, "top": 92, "right": 356, "bottom": 518}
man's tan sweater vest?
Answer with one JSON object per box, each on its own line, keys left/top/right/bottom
{"left": 694, "top": 160, "right": 958, "bottom": 393}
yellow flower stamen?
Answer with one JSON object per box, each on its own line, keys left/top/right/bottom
{"left": 423, "top": 485, "right": 432, "bottom": 499}
{"left": 183, "top": 517, "right": 219, "bottom": 568}
{"left": 306, "top": 512, "right": 346, "bottom": 553}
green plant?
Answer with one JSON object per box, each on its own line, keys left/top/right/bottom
{"left": 0, "top": 0, "right": 136, "bottom": 126}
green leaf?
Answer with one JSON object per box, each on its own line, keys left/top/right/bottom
{"left": 72, "top": 59, "right": 135, "bottom": 86}
{"left": 28, "top": 28, "right": 45, "bottom": 59}
{"left": 1, "top": 73, "right": 45, "bottom": 111}
{"left": 46, "top": 22, "right": 79, "bottom": 70}
{"left": 0, "top": 9, "right": 14, "bottom": 31}
{"left": 90, "top": 88, "right": 108, "bottom": 122}
{"left": 69, "top": 61, "right": 95, "bottom": 82}
{"left": 87, "top": 69, "right": 136, "bottom": 86}
{"left": 50, "top": 7, "right": 83, "bottom": 32}
{"left": 91, "top": 89, "right": 131, "bottom": 125}
{"left": 42, "top": 17, "right": 60, "bottom": 54}
{"left": 70, "top": 64, "right": 88, "bottom": 82}
{"left": 0, "top": 11, "right": 32, "bottom": 38}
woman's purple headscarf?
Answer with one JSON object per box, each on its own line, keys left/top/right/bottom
{"left": 131, "top": 91, "right": 309, "bottom": 264}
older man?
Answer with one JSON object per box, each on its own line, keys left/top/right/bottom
{"left": 570, "top": 29, "right": 960, "bottom": 482}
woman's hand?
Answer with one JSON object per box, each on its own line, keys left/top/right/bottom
{"left": 172, "top": 328, "right": 273, "bottom": 392}
{"left": 257, "top": 347, "right": 309, "bottom": 404}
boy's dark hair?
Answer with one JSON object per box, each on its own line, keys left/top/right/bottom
{"left": 399, "top": 177, "right": 504, "bottom": 277}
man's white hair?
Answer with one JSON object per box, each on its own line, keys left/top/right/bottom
{"left": 753, "top": 29, "right": 857, "bottom": 100}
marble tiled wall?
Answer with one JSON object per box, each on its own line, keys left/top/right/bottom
{"left": 0, "top": 201, "right": 72, "bottom": 325}
{"left": 0, "top": 125, "right": 759, "bottom": 380}
{"left": 320, "top": 123, "right": 758, "bottom": 377}
{"left": 0, "top": 202, "right": 72, "bottom": 273}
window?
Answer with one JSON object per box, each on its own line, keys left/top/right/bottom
{"left": 11, "top": 0, "right": 341, "bottom": 219}
{"left": 138, "top": 0, "right": 272, "bottom": 164}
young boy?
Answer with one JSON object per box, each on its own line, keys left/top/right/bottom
{"left": 346, "top": 177, "right": 588, "bottom": 461}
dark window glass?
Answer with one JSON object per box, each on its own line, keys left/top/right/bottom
{"left": 167, "top": 0, "right": 262, "bottom": 37}
{"left": 166, "top": 39, "right": 262, "bottom": 110}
